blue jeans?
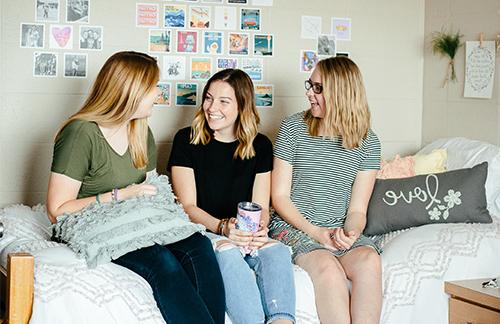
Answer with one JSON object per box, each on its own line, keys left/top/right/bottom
{"left": 112, "top": 233, "right": 226, "bottom": 324}
{"left": 213, "top": 237, "right": 296, "bottom": 324}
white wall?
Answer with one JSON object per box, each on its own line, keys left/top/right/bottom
{"left": 0, "top": 0, "right": 425, "bottom": 207}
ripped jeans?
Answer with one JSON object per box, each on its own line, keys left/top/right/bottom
{"left": 207, "top": 233, "right": 296, "bottom": 324}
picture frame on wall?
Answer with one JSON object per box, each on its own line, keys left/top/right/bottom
{"left": 240, "top": 8, "right": 260, "bottom": 31}
{"left": 63, "top": 53, "right": 87, "bottom": 78}
{"left": 66, "top": 0, "right": 89, "bottom": 23}
{"left": 20, "top": 23, "right": 45, "bottom": 48}
{"left": 35, "top": 0, "right": 60, "bottom": 23}
{"left": 33, "top": 52, "right": 58, "bottom": 77}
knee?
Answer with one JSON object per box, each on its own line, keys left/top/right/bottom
{"left": 311, "top": 259, "right": 347, "bottom": 284}
{"left": 358, "top": 248, "right": 381, "bottom": 272}
{"left": 258, "top": 242, "right": 292, "bottom": 260}
{"left": 151, "top": 251, "right": 184, "bottom": 277}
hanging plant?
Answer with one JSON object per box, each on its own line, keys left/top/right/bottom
{"left": 431, "top": 28, "right": 464, "bottom": 87}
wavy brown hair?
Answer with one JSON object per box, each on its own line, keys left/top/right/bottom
{"left": 305, "top": 56, "right": 371, "bottom": 149}
{"left": 57, "top": 51, "right": 159, "bottom": 169}
{"left": 191, "top": 69, "right": 260, "bottom": 160}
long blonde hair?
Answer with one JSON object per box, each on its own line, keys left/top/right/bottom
{"left": 57, "top": 51, "right": 159, "bottom": 169}
{"left": 191, "top": 69, "right": 260, "bottom": 160}
{"left": 305, "top": 56, "right": 371, "bottom": 149}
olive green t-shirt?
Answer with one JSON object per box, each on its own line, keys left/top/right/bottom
{"left": 51, "top": 120, "right": 157, "bottom": 199}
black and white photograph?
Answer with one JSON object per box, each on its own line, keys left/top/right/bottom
{"left": 20, "top": 23, "right": 45, "bottom": 48}
{"left": 317, "top": 34, "right": 336, "bottom": 56}
{"left": 33, "top": 52, "right": 57, "bottom": 77}
{"left": 64, "top": 53, "right": 87, "bottom": 78}
{"left": 66, "top": 0, "right": 89, "bottom": 23}
{"left": 79, "top": 26, "right": 103, "bottom": 50}
{"left": 35, "top": 0, "right": 60, "bottom": 22}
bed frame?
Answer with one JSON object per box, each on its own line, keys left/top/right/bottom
{"left": 0, "top": 253, "right": 34, "bottom": 324}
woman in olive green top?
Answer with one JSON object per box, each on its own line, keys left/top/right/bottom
{"left": 46, "top": 51, "right": 225, "bottom": 324}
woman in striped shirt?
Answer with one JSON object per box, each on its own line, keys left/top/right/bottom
{"left": 270, "top": 57, "right": 382, "bottom": 324}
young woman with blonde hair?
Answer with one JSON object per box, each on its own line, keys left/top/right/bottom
{"left": 270, "top": 56, "right": 382, "bottom": 324}
{"left": 47, "top": 51, "right": 225, "bottom": 324}
{"left": 169, "top": 69, "right": 296, "bottom": 324}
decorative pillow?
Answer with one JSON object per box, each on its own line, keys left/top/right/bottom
{"left": 377, "top": 155, "right": 415, "bottom": 179}
{"left": 364, "top": 162, "right": 492, "bottom": 236}
{"left": 414, "top": 149, "right": 447, "bottom": 175}
{"left": 53, "top": 173, "right": 205, "bottom": 268}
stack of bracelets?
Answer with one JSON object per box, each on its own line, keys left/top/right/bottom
{"left": 217, "top": 218, "right": 231, "bottom": 236}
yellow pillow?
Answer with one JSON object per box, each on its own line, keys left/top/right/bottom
{"left": 414, "top": 149, "right": 447, "bottom": 175}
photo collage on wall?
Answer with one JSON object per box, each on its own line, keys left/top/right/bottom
{"left": 136, "top": 0, "right": 274, "bottom": 108}
{"left": 21, "top": 0, "right": 101, "bottom": 78}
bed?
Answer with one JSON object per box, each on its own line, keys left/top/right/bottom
{"left": 1, "top": 137, "right": 499, "bottom": 324}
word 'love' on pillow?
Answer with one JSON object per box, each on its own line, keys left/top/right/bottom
{"left": 364, "top": 162, "right": 491, "bottom": 236}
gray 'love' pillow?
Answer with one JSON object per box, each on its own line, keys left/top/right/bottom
{"left": 364, "top": 162, "right": 492, "bottom": 236}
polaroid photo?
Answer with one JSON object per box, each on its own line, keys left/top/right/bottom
{"left": 189, "top": 6, "right": 211, "bottom": 29}
{"left": 33, "top": 52, "right": 57, "bottom": 77}
{"left": 203, "top": 31, "right": 223, "bottom": 55}
{"left": 228, "top": 0, "right": 248, "bottom": 4}
{"left": 149, "top": 29, "right": 172, "bottom": 53}
{"left": 201, "top": 0, "right": 223, "bottom": 3}
{"left": 177, "top": 30, "right": 198, "bottom": 54}
{"left": 66, "top": 0, "right": 89, "bottom": 23}
{"left": 20, "top": 23, "right": 45, "bottom": 48}
{"left": 216, "top": 57, "right": 238, "bottom": 71}
{"left": 63, "top": 53, "right": 87, "bottom": 78}
{"left": 253, "top": 34, "right": 273, "bottom": 56}
{"left": 79, "top": 26, "right": 103, "bottom": 50}
{"left": 331, "top": 17, "right": 352, "bottom": 41}
{"left": 317, "top": 34, "right": 336, "bottom": 56}
{"left": 301, "top": 15, "right": 321, "bottom": 40}
{"left": 35, "top": 0, "right": 60, "bottom": 23}
{"left": 155, "top": 82, "right": 172, "bottom": 107}
{"left": 241, "top": 58, "right": 263, "bottom": 81}
{"left": 228, "top": 32, "right": 249, "bottom": 55}
{"left": 49, "top": 25, "right": 73, "bottom": 49}
{"left": 164, "top": 4, "right": 186, "bottom": 28}
{"left": 213, "top": 6, "right": 236, "bottom": 30}
{"left": 255, "top": 84, "right": 273, "bottom": 107}
{"left": 136, "top": 3, "right": 159, "bottom": 28}
{"left": 240, "top": 8, "right": 260, "bottom": 31}
{"left": 163, "top": 55, "right": 186, "bottom": 80}
{"left": 190, "top": 57, "right": 212, "bottom": 81}
{"left": 176, "top": 83, "right": 198, "bottom": 106}
{"left": 300, "top": 50, "right": 318, "bottom": 73}
{"left": 251, "top": 0, "right": 273, "bottom": 6}
{"left": 336, "top": 52, "right": 349, "bottom": 57}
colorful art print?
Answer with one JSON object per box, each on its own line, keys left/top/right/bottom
{"left": 254, "top": 84, "right": 273, "bottom": 107}
{"left": 228, "top": 32, "right": 249, "bottom": 55}
{"left": 240, "top": 8, "right": 260, "bottom": 31}
{"left": 331, "top": 17, "right": 351, "bottom": 41}
{"left": 149, "top": 29, "right": 171, "bottom": 53}
{"left": 216, "top": 58, "right": 237, "bottom": 71}
{"left": 163, "top": 55, "right": 186, "bottom": 80}
{"left": 33, "top": 52, "right": 57, "bottom": 77}
{"left": 136, "top": 3, "right": 159, "bottom": 28}
{"left": 191, "top": 57, "right": 212, "bottom": 80}
{"left": 177, "top": 30, "right": 198, "bottom": 53}
{"left": 20, "top": 23, "right": 45, "bottom": 48}
{"left": 155, "top": 82, "right": 172, "bottom": 106}
{"left": 66, "top": 0, "right": 89, "bottom": 23}
{"left": 164, "top": 5, "right": 186, "bottom": 28}
{"left": 213, "top": 6, "right": 236, "bottom": 30}
{"left": 189, "top": 6, "right": 210, "bottom": 29}
{"left": 227, "top": 0, "right": 247, "bottom": 4}
{"left": 203, "top": 31, "right": 223, "bottom": 55}
{"left": 253, "top": 34, "right": 273, "bottom": 56}
{"left": 300, "top": 50, "right": 318, "bottom": 73}
{"left": 241, "top": 58, "right": 263, "bottom": 81}
{"left": 63, "top": 53, "right": 87, "bottom": 78}
{"left": 317, "top": 34, "right": 336, "bottom": 56}
{"left": 49, "top": 24, "right": 73, "bottom": 49}
{"left": 35, "top": 0, "right": 60, "bottom": 22}
{"left": 336, "top": 52, "right": 349, "bottom": 57}
{"left": 176, "top": 83, "right": 198, "bottom": 106}
{"left": 201, "top": 0, "right": 223, "bottom": 3}
{"left": 79, "top": 26, "right": 103, "bottom": 50}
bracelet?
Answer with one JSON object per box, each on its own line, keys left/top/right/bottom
{"left": 111, "top": 188, "right": 119, "bottom": 202}
{"left": 218, "top": 218, "right": 229, "bottom": 236}
{"left": 95, "top": 193, "right": 101, "bottom": 204}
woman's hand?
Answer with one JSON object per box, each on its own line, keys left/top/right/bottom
{"left": 330, "top": 227, "right": 359, "bottom": 250}
{"left": 119, "top": 184, "right": 158, "bottom": 200}
{"left": 225, "top": 218, "right": 254, "bottom": 247}
{"left": 248, "top": 221, "right": 270, "bottom": 250}
{"left": 309, "top": 226, "right": 337, "bottom": 250}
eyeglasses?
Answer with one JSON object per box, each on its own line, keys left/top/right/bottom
{"left": 304, "top": 79, "right": 323, "bottom": 94}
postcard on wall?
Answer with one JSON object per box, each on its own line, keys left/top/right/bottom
{"left": 464, "top": 41, "right": 496, "bottom": 99}
{"left": 300, "top": 50, "right": 318, "bottom": 73}
{"left": 336, "top": 52, "right": 349, "bottom": 57}
{"left": 252, "top": 0, "right": 272, "bottom": 6}
{"left": 66, "top": 0, "right": 89, "bottom": 23}
{"left": 176, "top": 83, "right": 198, "bottom": 106}
{"left": 228, "top": 0, "right": 248, "bottom": 4}
{"left": 331, "top": 17, "right": 351, "bottom": 41}
{"left": 214, "top": 6, "right": 236, "bottom": 30}
{"left": 155, "top": 82, "right": 172, "bottom": 107}
{"left": 216, "top": 57, "right": 238, "bottom": 71}
{"left": 163, "top": 55, "right": 186, "bottom": 80}
{"left": 49, "top": 24, "right": 73, "bottom": 49}
{"left": 136, "top": 3, "right": 159, "bottom": 28}
{"left": 240, "top": 8, "right": 260, "bottom": 31}
{"left": 191, "top": 57, "right": 212, "bottom": 80}
{"left": 201, "top": 0, "right": 223, "bottom": 3}
{"left": 20, "top": 23, "right": 45, "bottom": 48}
{"left": 79, "top": 26, "right": 103, "bottom": 50}
{"left": 149, "top": 29, "right": 171, "bottom": 53}
{"left": 241, "top": 58, "right": 263, "bottom": 81}
{"left": 254, "top": 34, "right": 273, "bottom": 56}
{"left": 176, "top": 0, "right": 199, "bottom": 2}
{"left": 189, "top": 6, "right": 211, "bottom": 29}
{"left": 255, "top": 84, "right": 273, "bottom": 107}
{"left": 301, "top": 16, "right": 321, "bottom": 40}
{"left": 33, "top": 52, "right": 57, "bottom": 77}
{"left": 150, "top": 54, "right": 160, "bottom": 67}
{"left": 35, "top": 0, "right": 60, "bottom": 23}
{"left": 177, "top": 30, "right": 198, "bottom": 53}
{"left": 228, "top": 32, "right": 249, "bottom": 55}
{"left": 317, "top": 34, "right": 336, "bottom": 56}
{"left": 63, "top": 53, "right": 87, "bottom": 78}
{"left": 164, "top": 5, "right": 186, "bottom": 28}
{"left": 203, "top": 31, "right": 224, "bottom": 55}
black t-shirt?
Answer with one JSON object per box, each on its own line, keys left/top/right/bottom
{"left": 168, "top": 127, "right": 273, "bottom": 219}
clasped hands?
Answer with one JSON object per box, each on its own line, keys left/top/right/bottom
{"left": 312, "top": 226, "right": 359, "bottom": 251}
{"left": 225, "top": 218, "right": 269, "bottom": 251}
